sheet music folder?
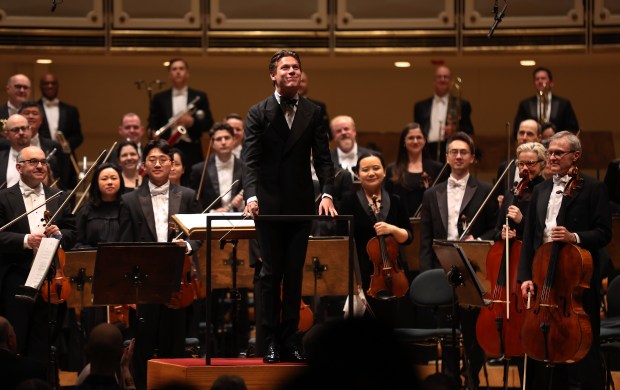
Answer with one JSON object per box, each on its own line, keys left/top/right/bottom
{"left": 433, "top": 239, "right": 489, "bottom": 308}
{"left": 172, "top": 212, "right": 255, "bottom": 240}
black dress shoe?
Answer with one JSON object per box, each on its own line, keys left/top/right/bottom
{"left": 263, "top": 343, "right": 280, "bottom": 363}
{"left": 281, "top": 345, "right": 306, "bottom": 363}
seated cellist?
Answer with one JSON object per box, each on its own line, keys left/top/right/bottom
{"left": 517, "top": 131, "right": 612, "bottom": 389}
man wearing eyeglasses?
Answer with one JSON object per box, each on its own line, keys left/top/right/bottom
{"left": 517, "top": 131, "right": 611, "bottom": 389}
{"left": 0, "top": 145, "right": 76, "bottom": 364}
{"left": 0, "top": 114, "right": 32, "bottom": 189}
{"left": 119, "top": 139, "right": 202, "bottom": 389}
{"left": 0, "top": 74, "right": 31, "bottom": 120}
{"left": 419, "top": 132, "right": 497, "bottom": 387}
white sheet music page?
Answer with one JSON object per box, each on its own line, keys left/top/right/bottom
{"left": 24, "top": 237, "right": 60, "bottom": 289}
{"left": 173, "top": 212, "right": 255, "bottom": 231}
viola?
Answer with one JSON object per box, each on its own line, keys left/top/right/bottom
{"left": 520, "top": 166, "right": 593, "bottom": 364}
{"left": 476, "top": 170, "right": 532, "bottom": 358}
{"left": 366, "top": 195, "right": 408, "bottom": 300}
{"left": 40, "top": 210, "right": 71, "bottom": 304}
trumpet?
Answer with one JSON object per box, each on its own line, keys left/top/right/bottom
{"left": 152, "top": 96, "right": 201, "bottom": 140}
{"left": 538, "top": 82, "right": 549, "bottom": 124}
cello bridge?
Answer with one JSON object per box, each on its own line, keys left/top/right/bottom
{"left": 539, "top": 303, "right": 558, "bottom": 308}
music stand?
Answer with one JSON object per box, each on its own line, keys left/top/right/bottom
{"left": 441, "top": 239, "right": 494, "bottom": 293}
{"left": 194, "top": 240, "right": 254, "bottom": 289}
{"left": 92, "top": 243, "right": 185, "bottom": 305}
{"left": 63, "top": 250, "right": 97, "bottom": 310}
{"left": 433, "top": 240, "right": 488, "bottom": 308}
{"left": 302, "top": 237, "right": 350, "bottom": 297}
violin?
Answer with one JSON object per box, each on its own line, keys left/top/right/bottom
{"left": 40, "top": 210, "right": 71, "bottom": 304}
{"left": 366, "top": 195, "right": 408, "bottom": 300}
{"left": 521, "top": 166, "right": 592, "bottom": 364}
{"left": 476, "top": 170, "right": 531, "bottom": 358}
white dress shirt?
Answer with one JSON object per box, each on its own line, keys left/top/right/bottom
{"left": 6, "top": 148, "right": 20, "bottom": 188}
{"left": 337, "top": 143, "right": 358, "bottom": 175}
{"left": 149, "top": 181, "right": 170, "bottom": 243}
{"left": 428, "top": 94, "right": 448, "bottom": 143}
{"left": 215, "top": 155, "right": 234, "bottom": 209}
{"left": 42, "top": 97, "right": 60, "bottom": 141}
{"left": 20, "top": 181, "right": 46, "bottom": 249}
{"left": 447, "top": 174, "right": 469, "bottom": 240}
{"left": 543, "top": 174, "right": 567, "bottom": 243}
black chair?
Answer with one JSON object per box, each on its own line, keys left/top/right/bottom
{"left": 394, "top": 268, "right": 460, "bottom": 374}
{"left": 601, "top": 275, "right": 620, "bottom": 389}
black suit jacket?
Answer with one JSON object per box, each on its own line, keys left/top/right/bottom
{"left": 413, "top": 96, "right": 474, "bottom": 137}
{"left": 513, "top": 94, "right": 579, "bottom": 137}
{"left": 242, "top": 95, "right": 334, "bottom": 215}
{"left": 0, "top": 103, "right": 9, "bottom": 120}
{"left": 419, "top": 175, "right": 498, "bottom": 271}
{"left": 604, "top": 159, "right": 620, "bottom": 214}
{"left": 37, "top": 99, "right": 84, "bottom": 151}
{"left": 119, "top": 183, "right": 202, "bottom": 250}
{"left": 517, "top": 175, "right": 611, "bottom": 285}
{"left": 148, "top": 88, "right": 214, "bottom": 144}
{"left": 189, "top": 155, "right": 244, "bottom": 211}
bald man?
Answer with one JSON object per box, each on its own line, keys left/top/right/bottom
{"left": 0, "top": 74, "right": 31, "bottom": 120}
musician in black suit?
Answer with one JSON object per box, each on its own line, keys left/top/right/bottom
{"left": 604, "top": 159, "right": 620, "bottom": 214}
{"left": 37, "top": 73, "right": 84, "bottom": 151}
{"left": 517, "top": 131, "right": 611, "bottom": 390}
{"left": 148, "top": 58, "right": 214, "bottom": 173}
{"left": 0, "top": 114, "right": 35, "bottom": 189}
{"left": 329, "top": 115, "right": 374, "bottom": 177}
{"left": 119, "top": 139, "right": 202, "bottom": 389}
{"left": 242, "top": 50, "right": 336, "bottom": 364}
{"left": 419, "top": 132, "right": 497, "bottom": 387}
{"left": 513, "top": 67, "right": 579, "bottom": 138}
{"left": 0, "top": 74, "right": 31, "bottom": 120}
{"left": 0, "top": 146, "right": 76, "bottom": 364}
{"left": 189, "top": 122, "right": 244, "bottom": 211}
{"left": 413, "top": 66, "right": 474, "bottom": 162}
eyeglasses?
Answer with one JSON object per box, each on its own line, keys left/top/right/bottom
{"left": 447, "top": 149, "right": 470, "bottom": 156}
{"left": 546, "top": 150, "right": 575, "bottom": 158}
{"left": 13, "top": 84, "right": 30, "bottom": 90}
{"left": 517, "top": 160, "right": 543, "bottom": 168}
{"left": 7, "top": 125, "right": 30, "bottom": 133}
{"left": 19, "top": 158, "right": 48, "bottom": 167}
{"left": 146, "top": 156, "right": 171, "bottom": 165}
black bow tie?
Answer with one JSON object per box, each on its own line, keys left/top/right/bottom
{"left": 281, "top": 98, "right": 297, "bottom": 107}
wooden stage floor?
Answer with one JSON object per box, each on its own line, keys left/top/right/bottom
{"left": 146, "top": 358, "right": 620, "bottom": 390}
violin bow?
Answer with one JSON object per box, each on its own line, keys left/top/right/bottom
{"left": 72, "top": 142, "right": 118, "bottom": 215}
{"left": 0, "top": 191, "right": 62, "bottom": 232}
{"left": 195, "top": 139, "right": 213, "bottom": 202}
{"left": 49, "top": 149, "right": 108, "bottom": 225}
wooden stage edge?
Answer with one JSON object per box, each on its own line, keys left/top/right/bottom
{"left": 147, "top": 358, "right": 305, "bottom": 390}
{"left": 147, "top": 358, "right": 620, "bottom": 390}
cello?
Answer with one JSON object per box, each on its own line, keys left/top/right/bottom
{"left": 366, "top": 195, "right": 409, "bottom": 300}
{"left": 520, "top": 166, "right": 593, "bottom": 364}
{"left": 476, "top": 171, "right": 531, "bottom": 358}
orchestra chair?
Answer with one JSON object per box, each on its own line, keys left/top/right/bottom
{"left": 393, "top": 268, "right": 461, "bottom": 374}
{"left": 601, "top": 275, "right": 620, "bottom": 389}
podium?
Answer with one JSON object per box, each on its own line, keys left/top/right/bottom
{"left": 172, "top": 213, "right": 355, "bottom": 365}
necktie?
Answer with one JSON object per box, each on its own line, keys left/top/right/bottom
{"left": 151, "top": 185, "right": 168, "bottom": 196}
{"left": 448, "top": 177, "right": 463, "bottom": 188}
{"left": 553, "top": 175, "right": 567, "bottom": 187}
{"left": 23, "top": 187, "right": 41, "bottom": 198}
{"left": 281, "top": 98, "right": 297, "bottom": 107}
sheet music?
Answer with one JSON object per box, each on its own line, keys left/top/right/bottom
{"left": 173, "top": 212, "right": 255, "bottom": 230}
{"left": 24, "top": 237, "right": 60, "bottom": 289}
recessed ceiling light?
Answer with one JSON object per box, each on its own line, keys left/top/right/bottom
{"left": 163, "top": 61, "right": 170, "bottom": 67}
{"left": 36, "top": 59, "right": 52, "bottom": 64}
{"left": 394, "top": 61, "right": 411, "bottom": 68}
{"left": 520, "top": 60, "right": 536, "bottom": 66}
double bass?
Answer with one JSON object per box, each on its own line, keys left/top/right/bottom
{"left": 476, "top": 171, "right": 531, "bottom": 358}
{"left": 366, "top": 195, "right": 408, "bottom": 300}
{"left": 521, "top": 166, "right": 593, "bottom": 364}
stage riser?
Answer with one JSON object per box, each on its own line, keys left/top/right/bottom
{"left": 148, "top": 360, "right": 305, "bottom": 390}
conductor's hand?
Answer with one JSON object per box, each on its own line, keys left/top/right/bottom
{"left": 521, "top": 280, "right": 535, "bottom": 301}
{"left": 243, "top": 200, "right": 259, "bottom": 219}
{"left": 318, "top": 197, "right": 337, "bottom": 217}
